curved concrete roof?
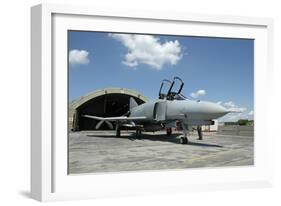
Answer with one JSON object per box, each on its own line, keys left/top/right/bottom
{"left": 69, "top": 87, "right": 149, "bottom": 111}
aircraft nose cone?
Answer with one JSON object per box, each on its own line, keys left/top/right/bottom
{"left": 213, "top": 103, "right": 228, "bottom": 113}
{"left": 208, "top": 102, "right": 229, "bottom": 118}
{"left": 200, "top": 102, "right": 229, "bottom": 119}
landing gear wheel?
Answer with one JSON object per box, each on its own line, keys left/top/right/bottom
{"left": 180, "top": 137, "right": 188, "bottom": 144}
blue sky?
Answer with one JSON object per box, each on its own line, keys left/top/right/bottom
{"left": 68, "top": 31, "right": 254, "bottom": 121}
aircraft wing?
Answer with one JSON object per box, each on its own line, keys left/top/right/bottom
{"left": 83, "top": 115, "right": 147, "bottom": 122}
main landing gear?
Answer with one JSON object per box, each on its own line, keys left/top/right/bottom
{"left": 180, "top": 136, "right": 188, "bottom": 144}
{"left": 116, "top": 124, "right": 121, "bottom": 137}
{"left": 135, "top": 129, "right": 142, "bottom": 138}
{"left": 180, "top": 122, "right": 189, "bottom": 144}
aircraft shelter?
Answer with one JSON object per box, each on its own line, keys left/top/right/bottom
{"left": 69, "top": 88, "right": 149, "bottom": 131}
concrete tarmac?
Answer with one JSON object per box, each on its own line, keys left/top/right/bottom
{"left": 68, "top": 130, "right": 254, "bottom": 174}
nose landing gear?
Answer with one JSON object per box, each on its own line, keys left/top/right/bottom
{"left": 180, "top": 136, "right": 188, "bottom": 144}
{"left": 180, "top": 122, "right": 189, "bottom": 144}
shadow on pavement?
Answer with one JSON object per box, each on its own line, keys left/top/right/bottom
{"left": 86, "top": 132, "right": 223, "bottom": 147}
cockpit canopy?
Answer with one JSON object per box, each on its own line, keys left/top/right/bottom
{"left": 158, "top": 77, "right": 189, "bottom": 101}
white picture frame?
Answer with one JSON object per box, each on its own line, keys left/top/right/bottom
{"left": 31, "top": 3, "right": 274, "bottom": 202}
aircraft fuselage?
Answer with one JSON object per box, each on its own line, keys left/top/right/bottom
{"left": 130, "top": 99, "right": 228, "bottom": 131}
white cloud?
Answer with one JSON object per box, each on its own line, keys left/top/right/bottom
{"left": 190, "top": 90, "right": 206, "bottom": 98}
{"left": 224, "top": 101, "right": 235, "bottom": 108}
{"left": 69, "top": 49, "right": 90, "bottom": 65}
{"left": 248, "top": 110, "right": 254, "bottom": 116}
{"left": 223, "top": 101, "right": 246, "bottom": 112}
{"left": 229, "top": 107, "right": 247, "bottom": 112}
{"left": 218, "top": 113, "right": 243, "bottom": 122}
{"left": 217, "top": 101, "right": 222, "bottom": 105}
{"left": 109, "top": 34, "right": 182, "bottom": 69}
{"left": 218, "top": 110, "right": 254, "bottom": 122}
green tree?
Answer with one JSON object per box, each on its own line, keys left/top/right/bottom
{"left": 238, "top": 119, "right": 248, "bottom": 125}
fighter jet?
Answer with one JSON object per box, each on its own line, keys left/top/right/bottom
{"left": 83, "top": 77, "right": 230, "bottom": 144}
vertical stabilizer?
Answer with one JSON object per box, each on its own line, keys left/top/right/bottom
{"left": 129, "top": 97, "right": 138, "bottom": 110}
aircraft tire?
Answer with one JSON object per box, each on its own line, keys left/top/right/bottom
{"left": 180, "top": 137, "right": 188, "bottom": 144}
{"left": 180, "top": 137, "right": 184, "bottom": 144}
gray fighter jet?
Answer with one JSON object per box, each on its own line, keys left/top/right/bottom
{"left": 83, "top": 77, "right": 229, "bottom": 144}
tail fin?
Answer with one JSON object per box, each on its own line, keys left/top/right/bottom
{"left": 129, "top": 97, "right": 138, "bottom": 110}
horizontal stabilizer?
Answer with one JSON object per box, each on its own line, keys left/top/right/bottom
{"left": 83, "top": 115, "right": 146, "bottom": 122}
